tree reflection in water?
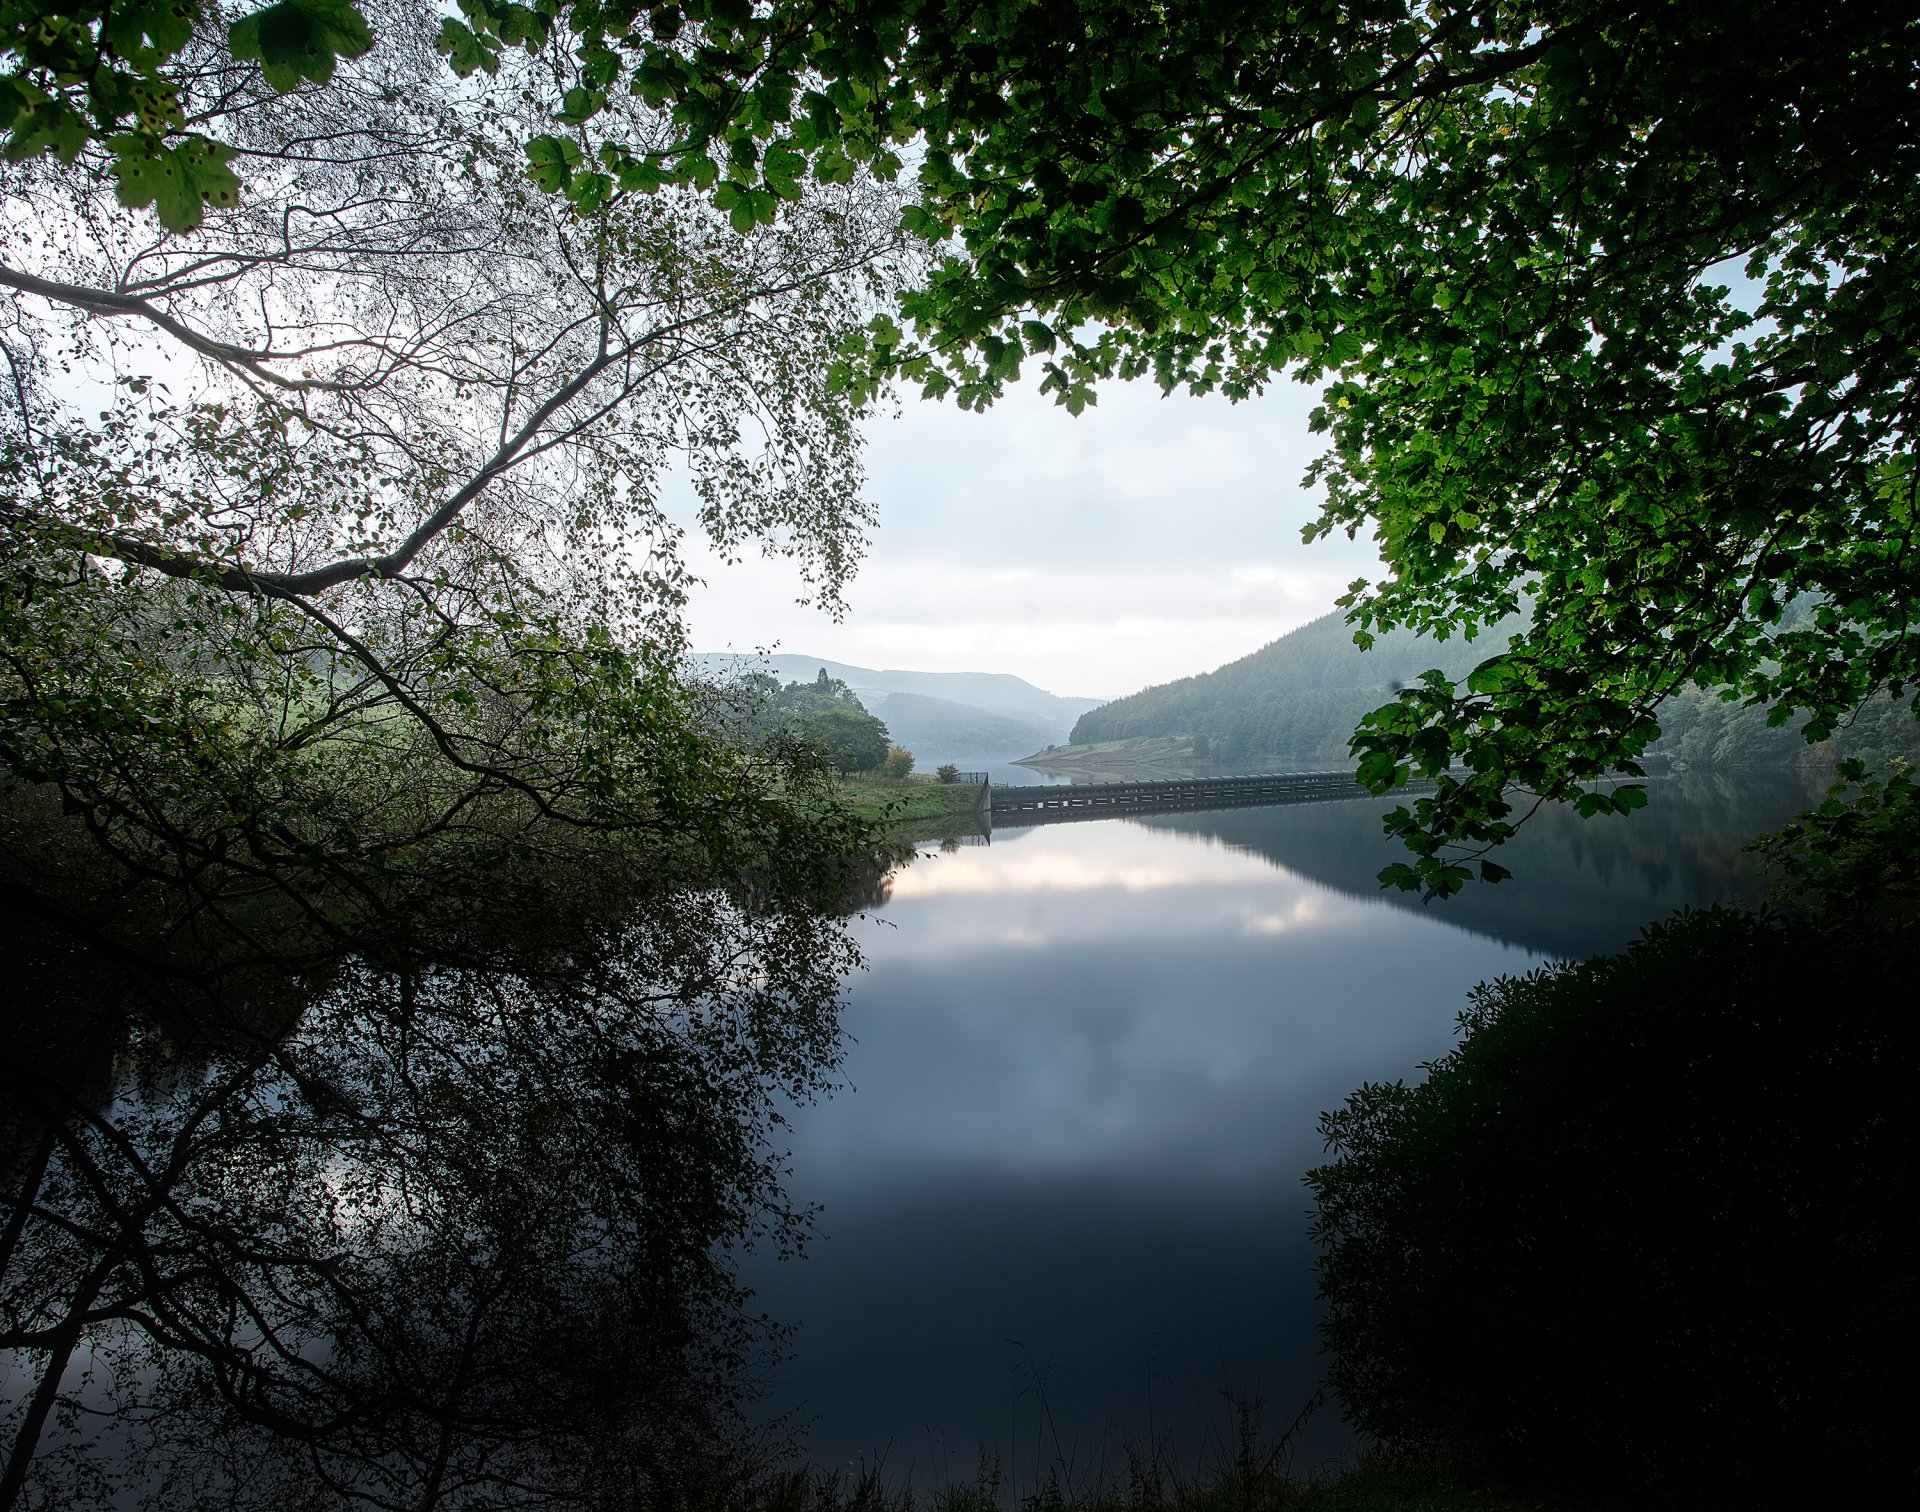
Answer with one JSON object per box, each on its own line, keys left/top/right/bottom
{"left": 1, "top": 871, "right": 860, "bottom": 1509}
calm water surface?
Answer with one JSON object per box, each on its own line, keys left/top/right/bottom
{"left": 1, "top": 770, "right": 1830, "bottom": 1504}
{"left": 746, "top": 772, "right": 1823, "bottom": 1486}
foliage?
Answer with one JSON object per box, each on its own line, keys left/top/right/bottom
{"left": 1, "top": 2, "right": 907, "bottom": 939}
{"left": 881, "top": 744, "right": 913, "bottom": 779}
{"left": 22, "top": 5, "right": 1907, "bottom": 893}
{"left": 1307, "top": 906, "right": 1920, "bottom": 1505}
{"left": 1071, "top": 612, "right": 1518, "bottom": 767}
{"left": 799, "top": 703, "right": 888, "bottom": 773}
{"left": 435, "top": 0, "right": 1920, "bottom": 898}
{"left": 781, "top": 668, "right": 874, "bottom": 717}
{"left": 1078, "top": 606, "right": 1920, "bottom": 782}
{"left": 712, "top": 669, "right": 895, "bottom": 775}
{"left": 1, "top": 0, "right": 371, "bottom": 230}
{"left": 1656, "top": 684, "right": 1920, "bottom": 774}
{"left": 936, "top": 763, "right": 959, "bottom": 784}
{"left": 1754, "top": 757, "right": 1920, "bottom": 927}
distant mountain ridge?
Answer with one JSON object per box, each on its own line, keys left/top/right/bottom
{"left": 857, "top": 690, "right": 1062, "bottom": 763}
{"left": 1067, "top": 611, "right": 1518, "bottom": 765}
{"left": 692, "top": 652, "right": 1105, "bottom": 763}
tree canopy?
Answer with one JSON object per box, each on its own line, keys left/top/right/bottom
{"left": 8, "top": 2, "right": 1919, "bottom": 895}
{"left": 711, "top": 668, "right": 894, "bottom": 771}
{"left": 1, "top": 0, "right": 913, "bottom": 940}
{"left": 463, "top": 0, "right": 1919, "bottom": 895}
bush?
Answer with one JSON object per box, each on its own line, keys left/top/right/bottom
{"left": 936, "top": 764, "right": 961, "bottom": 784}
{"left": 1308, "top": 906, "right": 1920, "bottom": 1506}
{"left": 881, "top": 746, "right": 914, "bottom": 780}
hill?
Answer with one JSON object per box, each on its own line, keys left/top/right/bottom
{"left": 1062, "top": 607, "right": 1920, "bottom": 774}
{"left": 857, "top": 690, "right": 1060, "bottom": 763}
{"left": 692, "top": 653, "right": 1103, "bottom": 763}
{"left": 1067, "top": 612, "right": 1516, "bottom": 765}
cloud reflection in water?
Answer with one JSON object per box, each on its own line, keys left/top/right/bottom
{"left": 748, "top": 815, "right": 1544, "bottom": 1480}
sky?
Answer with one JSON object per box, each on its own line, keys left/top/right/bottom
{"left": 676, "top": 373, "right": 1386, "bottom": 702}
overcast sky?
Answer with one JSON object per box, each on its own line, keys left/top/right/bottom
{"left": 677, "top": 374, "right": 1385, "bottom": 701}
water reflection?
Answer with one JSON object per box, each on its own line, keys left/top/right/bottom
{"left": 1131, "top": 768, "right": 1826, "bottom": 960}
{"left": 0, "top": 878, "right": 856, "bottom": 1509}
{"left": 744, "top": 774, "right": 1824, "bottom": 1485}
{"left": 4, "top": 772, "right": 1834, "bottom": 1502}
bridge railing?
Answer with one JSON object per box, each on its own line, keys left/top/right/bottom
{"left": 984, "top": 768, "right": 1430, "bottom": 824}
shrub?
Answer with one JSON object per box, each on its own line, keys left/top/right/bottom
{"left": 936, "top": 764, "right": 961, "bottom": 784}
{"left": 881, "top": 746, "right": 914, "bottom": 779}
{"left": 1308, "top": 906, "right": 1920, "bottom": 1505}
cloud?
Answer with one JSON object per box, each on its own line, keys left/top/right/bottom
{"left": 675, "top": 375, "right": 1386, "bottom": 695}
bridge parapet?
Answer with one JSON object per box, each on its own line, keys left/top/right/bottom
{"left": 986, "top": 769, "right": 1439, "bottom": 825}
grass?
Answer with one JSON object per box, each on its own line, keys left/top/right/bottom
{"left": 833, "top": 772, "right": 987, "bottom": 834}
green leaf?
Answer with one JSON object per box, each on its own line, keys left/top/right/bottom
{"left": 109, "top": 134, "right": 241, "bottom": 231}
{"left": 6, "top": 97, "right": 91, "bottom": 165}
{"left": 229, "top": 0, "right": 373, "bottom": 93}
{"left": 524, "top": 134, "right": 581, "bottom": 191}
{"left": 567, "top": 170, "right": 611, "bottom": 212}
{"left": 1377, "top": 862, "right": 1422, "bottom": 892}
{"left": 1357, "top": 750, "right": 1399, "bottom": 791}
{"left": 558, "top": 86, "right": 600, "bottom": 124}
{"left": 436, "top": 19, "right": 500, "bottom": 76}
{"left": 123, "top": 77, "right": 186, "bottom": 133}
{"left": 1465, "top": 654, "right": 1519, "bottom": 695}
{"left": 102, "top": 0, "right": 203, "bottom": 60}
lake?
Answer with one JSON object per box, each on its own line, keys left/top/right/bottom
{"left": 739, "top": 769, "right": 1825, "bottom": 1491}
{"left": 0, "top": 768, "right": 1829, "bottom": 1504}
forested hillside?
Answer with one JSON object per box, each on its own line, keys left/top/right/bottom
{"left": 1072, "top": 609, "right": 1919, "bottom": 774}
{"left": 1656, "top": 685, "right": 1919, "bottom": 772}
{"left": 1069, "top": 613, "right": 1515, "bottom": 765}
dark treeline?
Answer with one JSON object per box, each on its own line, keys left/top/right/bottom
{"left": 1311, "top": 904, "right": 1920, "bottom": 1508}
{"left": 1305, "top": 774, "right": 1920, "bottom": 1508}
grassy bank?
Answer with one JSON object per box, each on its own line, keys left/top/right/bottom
{"left": 834, "top": 772, "right": 986, "bottom": 834}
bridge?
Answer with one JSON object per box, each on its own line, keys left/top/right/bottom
{"left": 982, "top": 769, "right": 1438, "bottom": 827}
